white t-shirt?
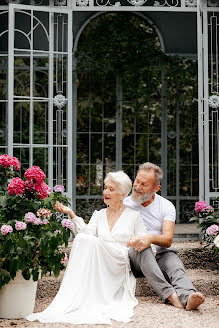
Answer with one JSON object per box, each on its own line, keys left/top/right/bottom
{"left": 123, "top": 193, "right": 176, "bottom": 236}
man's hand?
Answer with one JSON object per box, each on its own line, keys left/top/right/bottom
{"left": 127, "top": 235, "right": 153, "bottom": 252}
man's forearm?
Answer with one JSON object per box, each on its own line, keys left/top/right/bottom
{"left": 149, "top": 234, "right": 173, "bottom": 248}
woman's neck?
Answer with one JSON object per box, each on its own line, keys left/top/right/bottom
{"left": 107, "top": 203, "right": 125, "bottom": 213}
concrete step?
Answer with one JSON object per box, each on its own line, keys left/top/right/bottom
{"left": 174, "top": 224, "right": 200, "bottom": 241}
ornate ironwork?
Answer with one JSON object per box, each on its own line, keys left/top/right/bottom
{"left": 209, "top": 95, "right": 219, "bottom": 108}
{"left": 185, "top": 0, "right": 197, "bottom": 7}
{"left": 94, "top": 0, "right": 180, "bottom": 6}
{"left": 208, "top": 0, "right": 219, "bottom": 7}
{"left": 53, "top": 93, "right": 67, "bottom": 109}
{"left": 76, "top": 0, "right": 89, "bottom": 6}
{"left": 54, "top": 0, "right": 67, "bottom": 5}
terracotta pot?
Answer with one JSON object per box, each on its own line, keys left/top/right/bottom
{"left": 0, "top": 270, "right": 38, "bottom": 319}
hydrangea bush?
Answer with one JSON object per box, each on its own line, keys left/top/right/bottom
{"left": 0, "top": 154, "right": 73, "bottom": 288}
{"left": 190, "top": 200, "right": 219, "bottom": 254}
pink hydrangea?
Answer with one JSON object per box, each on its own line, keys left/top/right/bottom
{"left": 24, "top": 166, "right": 46, "bottom": 183}
{"left": 195, "top": 201, "right": 207, "bottom": 212}
{"left": 61, "top": 218, "right": 74, "bottom": 230}
{"left": 47, "top": 186, "right": 53, "bottom": 194}
{"left": 24, "top": 179, "right": 35, "bottom": 192}
{"left": 15, "top": 221, "right": 27, "bottom": 231}
{"left": 206, "top": 206, "right": 214, "bottom": 213}
{"left": 24, "top": 212, "right": 37, "bottom": 223}
{"left": 41, "top": 219, "right": 49, "bottom": 225}
{"left": 7, "top": 177, "right": 25, "bottom": 195}
{"left": 37, "top": 208, "right": 52, "bottom": 218}
{"left": 206, "top": 224, "right": 219, "bottom": 236}
{"left": 35, "top": 182, "right": 49, "bottom": 200}
{"left": 54, "top": 230, "right": 61, "bottom": 235}
{"left": 33, "top": 217, "right": 42, "bottom": 225}
{"left": 60, "top": 253, "right": 68, "bottom": 264}
{"left": 1, "top": 224, "right": 13, "bottom": 235}
{"left": 54, "top": 185, "right": 65, "bottom": 193}
{"left": 0, "top": 154, "right": 20, "bottom": 170}
{"left": 9, "top": 156, "right": 21, "bottom": 170}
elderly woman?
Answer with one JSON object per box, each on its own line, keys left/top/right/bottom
{"left": 26, "top": 171, "right": 181, "bottom": 325}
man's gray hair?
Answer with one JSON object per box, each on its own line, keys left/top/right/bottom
{"left": 138, "top": 162, "right": 163, "bottom": 186}
{"left": 104, "top": 171, "right": 132, "bottom": 196}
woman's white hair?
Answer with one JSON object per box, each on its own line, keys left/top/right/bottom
{"left": 104, "top": 171, "right": 132, "bottom": 196}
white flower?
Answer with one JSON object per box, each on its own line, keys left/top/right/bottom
{"left": 208, "top": 95, "right": 219, "bottom": 108}
{"left": 53, "top": 94, "right": 67, "bottom": 109}
{"left": 214, "top": 235, "right": 219, "bottom": 248}
{"left": 185, "top": 0, "right": 197, "bottom": 7}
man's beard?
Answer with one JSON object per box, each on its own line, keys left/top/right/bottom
{"left": 131, "top": 187, "right": 154, "bottom": 205}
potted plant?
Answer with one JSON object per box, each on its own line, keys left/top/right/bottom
{"left": 0, "top": 154, "right": 73, "bottom": 318}
{"left": 190, "top": 201, "right": 219, "bottom": 255}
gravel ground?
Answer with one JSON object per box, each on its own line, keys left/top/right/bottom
{"left": 0, "top": 241, "right": 219, "bottom": 328}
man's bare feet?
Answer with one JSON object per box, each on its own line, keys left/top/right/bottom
{"left": 168, "top": 292, "right": 184, "bottom": 309}
{"left": 186, "top": 292, "right": 205, "bottom": 311}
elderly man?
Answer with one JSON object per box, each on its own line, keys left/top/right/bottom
{"left": 124, "top": 162, "right": 205, "bottom": 310}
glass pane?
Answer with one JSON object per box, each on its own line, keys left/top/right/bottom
{"left": 104, "top": 103, "right": 116, "bottom": 132}
{"left": 91, "top": 103, "right": 103, "bottom": 132}
{"left": 179, "top": 165, "right": 192, "bottom": 197}
{"left": 91, "top": 134, "right": 102, "bottom": 163}
{"left": 122, "top": 164, "right": 135, "bottom": 183}
{"left": 53, "top": 146, "right": 67, "bottom": 191}
{"left": 135, "top": 134, "right": 148, "bottom": 164}
{"left": 33, "top": 102, "right": 48, "bottom": 144}
{"left": 77, "top": 101, "right": 90, "bottom": 132}
{"left": 14, "top": 57, "right": 30, "bottom": 97}
{"left": 122, "top": 102, "right": 135, "bottom": 134}
{"left": 180, "top": 200, "right": 198, "bottom": 223}
{"left": 90, "top": 164, "right": 103, "bottom": 195}
{"left": 122, "top": 134, "right": 134, "bottom": 164}
{"left": 33, "top": 56, "right": 49, "bottom": 98}
{"left": 104, "top": 133, "right": 116, "bottom": 163}
{"left": 33, "top": 11, "right": 49, "bottom": 51}
{"left": 15, "top": 11, "right": 31, "bottom": 50}
{"left": 54, "top": 13, "right": 68, "bottom": 53}
{"left": 13, "top": 148, "right": 29, "bottom": 175}
{"left": 0, "top": 57, "right": 7, "bottom": 100}
{"left": 14, "top": 102, "right": 30, "bottom": 144}
{"left": 53, "top": 55, "right": 67, "bottom": 95}
{"left": 53, "top": 107, "right": 67, "bottom": 146}
{"left": 148, "top": 136, "right": 161, "bottom": 163}
{"left": 77, "top": 71, "right": 91, "bottom": 101}
{"left": 0, "top": 102, "right": 7, "bottom": 146}
{"left": 33, "top": 147, "right": 48, "bottom": 180}
{"left": 77, "top": 134, "right": 89, "bottom": 164}
{"left": 0, "top": 12, "right": 8, "bottom": 53}
{"left": 76, "top": 165, "right": 89, "bottom": 195}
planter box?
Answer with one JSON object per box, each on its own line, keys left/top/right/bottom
{"left": 0, "top": 271, "right": 38, "bottom": 319}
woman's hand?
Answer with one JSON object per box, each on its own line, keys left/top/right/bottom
{"left": 54, "top": 201, "right": 75, "bottom": 219}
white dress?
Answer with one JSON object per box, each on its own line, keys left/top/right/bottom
{"left": 26, "top": 207, "right": 147, "bottom": 325}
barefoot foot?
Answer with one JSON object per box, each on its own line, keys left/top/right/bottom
{"left": 186, "top": 292, "right": 205, "bottom": 311}
{"left": 168, "top": 292, "right": 184, "bottom": 309}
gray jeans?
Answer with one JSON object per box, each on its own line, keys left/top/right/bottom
{"left": 129, "top": 246, "right": 196, "bottom": 306}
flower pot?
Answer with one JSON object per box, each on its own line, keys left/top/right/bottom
{"left": 0, "top": 270, "right": 38, "bottom": 319}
